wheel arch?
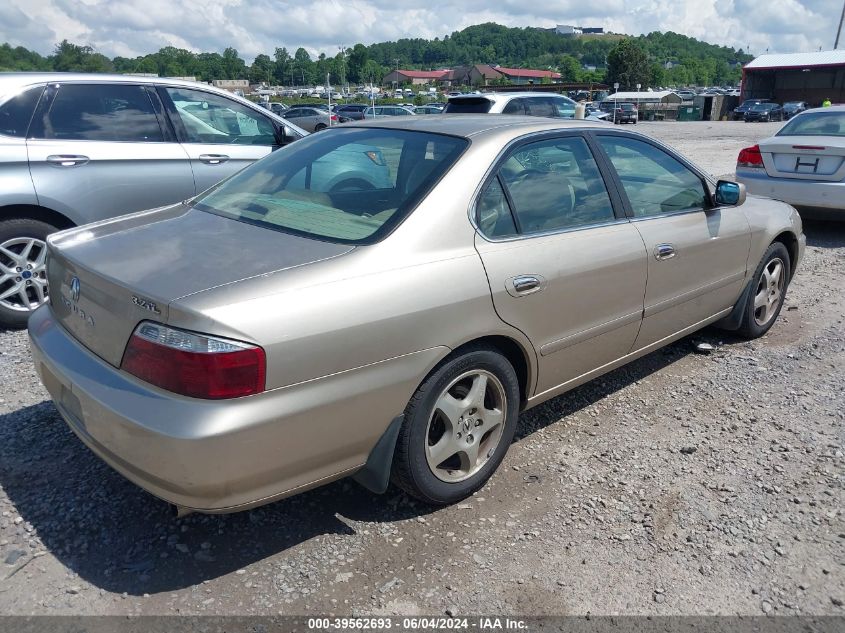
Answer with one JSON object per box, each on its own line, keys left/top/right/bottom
{"left": 772, "top": 230, "right": 799, "bottom": 280}
{"left": 0, "top": 204, "right": 76, "bottom": 231}
{"left": 448, "top": 335, "right": 533, "bottom": 409}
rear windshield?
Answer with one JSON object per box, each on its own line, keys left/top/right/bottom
{"left": 444, "top": 98, "right": 494, "bottom": 114}
{"left": 192, "top": 128, "right": 468, "bottom": 244}
{"left": 777, "top": 111, "right": 845, "bottom": 137}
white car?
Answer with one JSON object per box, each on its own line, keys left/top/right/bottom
{"left": 736, "top": 106, "right": 845, "bottom": 219}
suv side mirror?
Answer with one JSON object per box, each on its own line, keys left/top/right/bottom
{"left": 715, "top": 180, "right": 746, "bottom": 207}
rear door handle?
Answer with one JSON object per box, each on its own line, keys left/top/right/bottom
{"left": 46, "top": 154, "right": 89, "bottom": 167}
{"left": 508, "top": 275, "right": 545, "bottom": 296}
{"left": 198, "top": 154, "right": 230, "bottom": 165}
{"left": 653, "top": 243, "right": 676, "bottom": 261}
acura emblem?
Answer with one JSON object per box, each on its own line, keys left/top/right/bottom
{"left": 70, "top": 277, "right": 80, "bottom": 302}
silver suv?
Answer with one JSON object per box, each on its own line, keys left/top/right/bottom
{"left": 444, "top": 92, "right": 609, "bottom": 123}
{"left": 0, "top": 73, "right": 307, "bottom": 328}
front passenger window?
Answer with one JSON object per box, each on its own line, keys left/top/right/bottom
{"left": 596, "top": 136, "right": 708, "bottom": 217}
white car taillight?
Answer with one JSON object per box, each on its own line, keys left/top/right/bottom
{"left": 121, "top": 322, "right": 266, "bottom": 399}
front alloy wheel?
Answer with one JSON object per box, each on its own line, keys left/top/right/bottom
{"left": 738, "top": 242, "right": 791, "bottom": 339}
{"left": 753, "top": 257, "right": 785, "bottom": 327}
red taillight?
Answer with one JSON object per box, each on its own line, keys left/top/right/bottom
{"left": 330, "top": 114, "right": 338, "bottom": 121}
{"left": 121, "top": 322, "right": 266, "bottom": 399}
{"left": 737, "top": 144, "right": 764, "bottom": 168}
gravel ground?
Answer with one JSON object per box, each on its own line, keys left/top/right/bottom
{"left": 0, "top": 121, "right": 842, "bottom": 617}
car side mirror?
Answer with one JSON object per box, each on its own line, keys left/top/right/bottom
{"left": 715, "top": 180, "right": 746, "bottom": 207}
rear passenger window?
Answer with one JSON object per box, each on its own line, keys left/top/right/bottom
{"left": 476, "top": 178, "right": 517, "bottom": 238}
{"left": 36, "top": 84, "right": 163, "bottom": 142}
{"left": 0, "top": 86, "right": 44, "bottom": 137}
{"left": 502, "top": 99, "right": 526, "bottom": 115}
{"left": 485, "top": 136, "right": 615, "bottom": 236}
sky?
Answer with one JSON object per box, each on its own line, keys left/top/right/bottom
{"left": 1, "top": 0, "right": 842, "bottom": 61}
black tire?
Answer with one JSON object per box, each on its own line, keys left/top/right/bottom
{"left": 392, "top": 348, "right": 520, "bottom": 505}
{"left": 737, "top": 242, "right": 791, "bottom": 339}
{"left": 314, "top": 123, "right": 327, "bottom": 131}
{"left": 0, "top": 217, "right": 59, "bottom": 329}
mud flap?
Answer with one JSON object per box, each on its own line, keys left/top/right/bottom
{"left": 715, "top": 279, "right": 753, "bottom": 331}
{"left": 352, "top": 415, "right": 404, "bottom": 494}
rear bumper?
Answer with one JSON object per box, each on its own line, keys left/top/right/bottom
{"left": 29, "top": 305, "right": 444, "bottom": 513}
{"left": 737, "top": 169, "right": 845, "bottom": 212}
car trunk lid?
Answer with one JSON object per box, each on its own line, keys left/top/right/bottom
{"left": 47, "top": 204, "right": 353, "bottom": 367}
{"left": 760, "top": 135, "right": 845, "bottom": 182}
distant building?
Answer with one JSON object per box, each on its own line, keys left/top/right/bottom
{"left": 212, "top": 79, "right": 250, "bottom": 91}
{"left": 555, "top": 25, "right": 582, "bottom": 35}
{"left": 581, "top": 27, "right": 604, "bottom": 34}
{"left": 494, "top": 66, "right": 562, "bottom": 85}
{"left": 382, "top": 69, "right": 448, "bottom": 85}
{"left": 742, "top": 50, "right": 845, "bottom": 105}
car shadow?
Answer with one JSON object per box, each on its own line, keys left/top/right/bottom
{"left": 803, "top": 219, "right": 845, "bottom": 248}
{"left": 0, "top": 335, "right": 702, "bottom": 596}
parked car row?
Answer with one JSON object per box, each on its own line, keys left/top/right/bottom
{"left": 733, "top": 100, "right": 808, "bottom": 122}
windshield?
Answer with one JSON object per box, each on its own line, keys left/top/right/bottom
{"left": 784, "top": 102, "right": 802, "bottom": 108}
{"left": 777, "top": 111, "right": 845, "bottom": 137}
{"left": 444, "top": 98, "right": 494, "bottom": 113}
{"left": 193, "top": 128, "right": 468, "bottom": 244}
{"left": 750, "top": 104, "right": 774, "bottom": 112}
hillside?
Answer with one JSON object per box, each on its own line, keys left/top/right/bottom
{"left": 0, "top": 23, "right": 752, "bottom": 87}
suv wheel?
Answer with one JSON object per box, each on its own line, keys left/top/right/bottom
{"left": 0, "top": 218, "right": 57, "bottom": 329}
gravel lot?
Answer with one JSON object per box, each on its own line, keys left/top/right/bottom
{"left": 0, "top": 121, "right": 842, "bottom": 617}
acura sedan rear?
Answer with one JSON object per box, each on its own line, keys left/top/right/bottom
{"left": 30, "top": 116, "right": 804, "bottom": 514}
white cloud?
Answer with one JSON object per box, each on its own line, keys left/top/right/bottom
{"left": 1, "top": 0, "right": 841, "bottom": 60}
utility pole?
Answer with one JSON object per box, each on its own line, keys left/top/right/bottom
{"left": 836, "top": 0, "right": 845, "bottom": 49}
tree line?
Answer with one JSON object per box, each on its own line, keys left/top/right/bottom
{"left": 0, "top": 23, "right": 752, "bottom": 88}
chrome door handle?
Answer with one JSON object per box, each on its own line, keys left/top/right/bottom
{"left": 512, "top": 275, "right": 541, "bottom": 293}
{"left": 653, "top": 244, "right": 676, "bottom": 261}
{"left": 46, "top": 154, "right": 89, "bottom": 167}
{"left": 198, "top": 154, "right": 230, "bottom": 165}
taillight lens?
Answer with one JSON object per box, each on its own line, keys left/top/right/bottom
{"left": 737, "top": 145, "right": 764, "bottom": 168}
{"left": 330, "top": 114, "right": 338, "bottom": 121}
{"left": 121, "top": 322, "right": 266, "bottom": 399}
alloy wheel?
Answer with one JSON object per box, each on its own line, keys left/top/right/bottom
{"left": 753, "top": 257, "right": 785, "bottom": 327}
{"left": 0, "top": 237, "right": 49, "bottom": 313}
{"left": 425, "top": 370, "right": 507, "bottom": 483}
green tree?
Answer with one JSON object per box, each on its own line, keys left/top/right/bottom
{"left": 606, "top": 39, "right": 651, "bottom": 90}
{"left": 49, "top": 40, "right": 113, "bottom": 73}
{"left": 558, "top": 54, "right": 582, "bottom": 82}
{"left": 249, "top": 53, "right": 273, "bottom": 84}
{"left": 347, "top": 43, "right": 369, "bottom": 84}
{"left": 221, "top": 47, "right": 246, "bottom": 79}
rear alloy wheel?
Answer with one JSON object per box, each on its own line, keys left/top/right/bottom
{"left": 0, "top": 218, "right": 58, "bottom": 329}
{"left": 392, "top": 348, "right": 519, "bottom": 505}
{"left": 737, "top": 242, "right": 790, "bottom": 338}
